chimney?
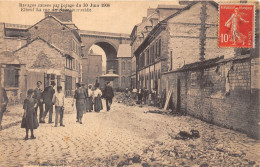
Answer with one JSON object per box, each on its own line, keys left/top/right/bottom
{"left": 147, "top": 8, "right": 156, "bottom": 17}
{"left": 45, "top": 10, "right": 73, "bottom": 22}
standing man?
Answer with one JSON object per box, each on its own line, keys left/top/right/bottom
{"left": 43, "top": 81, "right": 56, "bottom": 124}
{"left": 73, "top": 83, "right": 88, "bottom": 124}
{"left": 0, "top": 86, "right": 8, "bottom": 130}
{"left": 52, "top": 86, "right": 65, "bottom": 127}
{"left": 33, "top": 81, "right": 44, "bottom": 123}
{"left": 103, "top": 82, "right": 114, "bottom": 112}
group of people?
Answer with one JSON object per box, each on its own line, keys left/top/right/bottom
{"left": 20, "top": 81, "right": 114, "bottom": 140}
{"left": 73, "top": 81, "right": 114, "bottom": 124}
{"left": 21, "top": 81, "right": 61, "bottom": 140}
{"left": 137, "top": 88, "right": 157, "bottom": 106}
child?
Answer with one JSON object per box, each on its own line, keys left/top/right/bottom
{"left": 52, "top": 86, "right": 65, "bottom": 127}
{"left": 21, "top": 89, "right": 39, "bottom": 140}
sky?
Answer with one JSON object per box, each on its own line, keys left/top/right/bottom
{"left": 0, "top": 1, "right": 180, "bottom": 68}
{"left": 0, "top": 1, "right": 180, "bottom": 34}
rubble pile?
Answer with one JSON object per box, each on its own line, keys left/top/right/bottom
{"left": 114, "top": 92, "right": 136, "bottom": 106}
{"left": 169, "top": 130, "right": 200, "bottom": 140}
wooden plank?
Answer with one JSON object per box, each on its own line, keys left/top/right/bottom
{"left": 164, "top": 88, "right": 173, "bottom": 110}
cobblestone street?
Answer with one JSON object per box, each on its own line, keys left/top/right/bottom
{"left": 0, "top": 98, "right": 259, "bottom": 167}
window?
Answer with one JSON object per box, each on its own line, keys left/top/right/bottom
{"left": 4, "top": 66, "right": 19, "bottom": 88}
{"left": 155, "top": 42, "right": 158, "bottom": 58}
{"left": 66, "top": 57, "right": 73, "bottom": 70}
{"left": 159, "top": 39, "right": 161, "bottom": 57}
{"left": 170, "top": 51, "right": 173, "bottom": 71}
{"left": 76, "top": 60, "right": 78, "bottom": 71}
{"left": 150, "top": 45, "right": 154, "bottom": 63}
{"left": 147, "top": 49, "right": 150, "bottom": 65}
{"left": 95, "top": 65, "right": 99, "bottom": 73}
{"left": 122, "top": 62, "right": 125, "bottom": 71}
{"left": 141, "top": 53, "right": 145, "bottom": 68}
{"left": 72, "top": 39, "right": 78, "bottom": 54}
{"left": 72, "top": 59, "right": 75, "bottom": 70}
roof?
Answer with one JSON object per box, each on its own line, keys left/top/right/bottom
{"left": 80, "top": 30, "right": 130, "bottom": 39}
{"left": 117, "top": 44, "right": 131, "bottom": 58}
{"left": 13, "top": 37, "right": 66, "bottom": 56}
{"left": 27, "top": 15, "right": 71, "bottom": 31}
{"left": 27, "top": 15, "right": 81, "bottom": 42}
{"left": 162, "top": 56, "right": 224, "bottom": 75}
{"left": 100, "top": 73, "right": 119, "bottom": 78}
{"left": 0, "top": 51, "right": 20, "bottom": 64}
{"left": 179, "top": 56, "right": 224, "bottom": 72}
{"left": 157, "top": 4, "right": 186, "bottom": 9}
{"left": 4, "top": 23, "right": 31, "bottom": 30}
{"left": 163, "top": 1, "right": 217, "bottom": 22}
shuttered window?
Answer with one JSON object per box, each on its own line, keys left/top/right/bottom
{"left": 4, "top": 67, "right": 19, "bottom": 88}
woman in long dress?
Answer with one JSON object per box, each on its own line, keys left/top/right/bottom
{"left": 86, "top": 84, "right": 93, "bottom": 112}
{"left": 93, "top": 83, "right": 103, "bottom": 112}
{"left": 21, "top": 89, "right": 39, "bottom": 140}
{"left": 73, "top": 83, "right": 87, "bottom": 124}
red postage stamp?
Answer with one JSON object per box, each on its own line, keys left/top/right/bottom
{"left": 219, "top": 4, "right": 255, "bottom": 48}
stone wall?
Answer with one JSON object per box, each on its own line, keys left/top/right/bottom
{"left": 14, "top": 39, "right": 65, "bottom": 71}
{"left": 28, "top": 17, "right": 80, "bottom": 58}
{"left": 161, "top": 57, "right": 259, "bottom": 139}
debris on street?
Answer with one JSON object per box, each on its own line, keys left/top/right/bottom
{"left": 169, "top": 130, "right": 200, "bottom": 140}
{"left": 114, "top": 92, "right": 136, "bottom": 106}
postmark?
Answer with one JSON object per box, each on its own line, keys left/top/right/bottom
{"left": 219, "top": 4, "right": 255, "bottom": 48}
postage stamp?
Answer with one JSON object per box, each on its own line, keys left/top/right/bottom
{"left": 219, "top": 4, "right": 255, "bottom": 48}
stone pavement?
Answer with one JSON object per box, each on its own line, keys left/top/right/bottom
{"left": 0, "top": 98, "right": 259, "bottom": 167}
{"left": 0, "top": 104, "right": 24, "bottom": 130}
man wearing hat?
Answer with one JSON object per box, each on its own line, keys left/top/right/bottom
{"left": 43, "top": 81, "right": 56, "bottom": 123}
{"left": 103, "top": 82, "right": 114, "bottom": 112}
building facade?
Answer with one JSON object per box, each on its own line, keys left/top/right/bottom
{"left": 132, "top": 2, "right": 259, "bottom": 138}
{"left": 117, "top": 44, "right": 132, "bottom": 89}
{"left": 82, "top": 49, "right": 102, "bottom": 86}
{"left": 0, "top": 51, "right": 26, "bottom": 104}
{"left": 0, "top": 11, "right": 83, "bottom": 97}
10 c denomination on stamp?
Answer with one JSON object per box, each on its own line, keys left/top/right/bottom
{"left": 219, "top": 4, "right": 255, "bottom": 48}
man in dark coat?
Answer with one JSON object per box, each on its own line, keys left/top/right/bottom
{"left": 103, "top": 82, "right": 114, "bottom": 112}
{"left": 43, "top": 81, "right": 55, "bottom": 124}
{"left": 33, "top": 81, "right": 44, "bottom": 123}
{"left": 0, "top": 86, "right": 8, "bottom": 130}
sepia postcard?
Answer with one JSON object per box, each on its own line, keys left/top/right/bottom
{"left": 0, "top": 0, "right": 259, "bottom": 166}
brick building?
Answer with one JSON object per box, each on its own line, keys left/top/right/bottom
{"left": 0, "top": 51, "right": 26, "bottom": 104}
{"left": 132, "top": 2, "right": 259, "bottom": 138}
{"left": 82, "top": 49, "right": 102, "bottom": 86}
{"left": 117, "top": 44, "right": 131, "bottom": 89}
{"left": 130, "top": 4, "right": 186, "bottom": 90}
{"left": 1, "top": 11, "right": 83, "bottom": 97}
{"left": 27, "top": 14, "right": 82, "bottom": 96}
